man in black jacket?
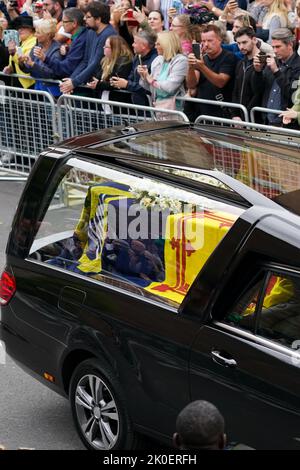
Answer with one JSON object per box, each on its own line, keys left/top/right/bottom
{"left": 253, "top": 28, "right": 300, "bottom": 127}
{"left": 232, "top": 27, "right": 264, "bottom": 121}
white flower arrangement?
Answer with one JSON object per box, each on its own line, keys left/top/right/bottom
{"left": 129, "top": 179, "right": 214, "bottom": 213}
{"left": 168, "top": 169, "right": 230, "bottom": 190}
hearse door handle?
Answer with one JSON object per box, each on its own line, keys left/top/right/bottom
{"left": 211, "top": 350, "right": 237, "bottom": 368}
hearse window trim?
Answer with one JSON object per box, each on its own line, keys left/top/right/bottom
{"left": 214, "top": 321, "right": 300, "bottom": 364}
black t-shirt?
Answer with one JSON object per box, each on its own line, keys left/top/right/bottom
{"left": 194, "top": 49, "right": 237, "bottom": 119}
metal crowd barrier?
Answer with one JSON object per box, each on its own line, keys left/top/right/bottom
{"left": 0, "top": 73, "right": 299, "bottom": 182}
{"left": 250, "top": 107, "right": 283, "bottom": 124}
{"left": 195, "top": 116, "right": 300, "bottom": 200}
{"left": 57, "top": 94, "right": 189, "bottom": 140}
{"left": 176, "top": 96, "right": 249, "bottom": 122}
{"left": 0, "top": 85, "right": 57, "bottom": 180}
{"left": 195, "top": 115, "right": 300, "bottom": 144}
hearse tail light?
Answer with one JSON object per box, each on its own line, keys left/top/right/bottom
{"left": 0, "top": 271, "right": 16, "bottom": 305}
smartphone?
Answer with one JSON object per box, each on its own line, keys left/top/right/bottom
{"left": 138, "top": 54, "right": 142, "bottom": 65}
{"left": 3, "top": 29, "right": 20, "bottom": 48}
{"left": 192, "top": 42, "right": 201, "bottom": 60}
{"left": 126, "top": 8, "right": 139, "bottom": 26}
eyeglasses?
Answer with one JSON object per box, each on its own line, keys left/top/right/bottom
{"left": 85, "top": 14, "right": 93, "bottom": 19}
{"left": 103, "top": 45, "right": 111, "bottom": 48}
{"left": 62, "top": 20, "right": 73, "bottom": 23}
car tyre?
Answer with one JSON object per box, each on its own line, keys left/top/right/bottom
{"left": 69, "top": 358, "right": 137, "bottom": 450}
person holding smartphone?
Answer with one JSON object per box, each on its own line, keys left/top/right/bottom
{"left": 3, "top": 15, "right": 36, "bottom": 89}
{"left": 137, "top": 30, "right": 188, "bottom": 119}
{"left": 186, "top": 23, "right": 237, "bottom": 121}
{"left": 86, "top": 35, "right": 133, "bottom": 106}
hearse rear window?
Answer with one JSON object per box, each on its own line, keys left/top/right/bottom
{"left": 29, "top": 158, "right": 244, "bottom": 307}
{"left": 96, "top": 129, "right": 300, "bottom": 215}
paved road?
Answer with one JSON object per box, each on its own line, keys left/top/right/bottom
{"left": 0, "top": 180, "right": 84, "bottom": 450}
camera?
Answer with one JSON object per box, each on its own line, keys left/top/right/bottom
{"left": 258, "top": 51, "right": 267, "bottom": 65}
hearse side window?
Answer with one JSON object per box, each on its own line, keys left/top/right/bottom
{"left": 222, "top": 277, "right": 265, "bottom": 333}
{"left": 29, "top": 158, "right": 243, "bottom": 307}
{"left": 256, "top": 272, "right": 300, "bottom": 349}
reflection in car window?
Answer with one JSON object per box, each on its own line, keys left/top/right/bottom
{"left": 223, "top": 278, "right": 265, "bottom": 332}
{"left": 257, "top": 273, "right": 300, "bottom": 349}
{"left": 29, "top": 159, "right": 244, "bottom": 307}
{"left": 97, "top": 128, "right": 300, "bottom": 215}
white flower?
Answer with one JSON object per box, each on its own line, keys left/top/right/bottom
{"left": 140, "top": 196, "right": 153, "bottom": 208}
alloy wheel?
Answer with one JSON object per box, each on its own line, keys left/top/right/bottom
{"left": 74, "top": 374, "right": 119, "bottom": 450}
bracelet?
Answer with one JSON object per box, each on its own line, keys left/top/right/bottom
{"left": 149, "top": 77, "right": 156, "bottom": 85}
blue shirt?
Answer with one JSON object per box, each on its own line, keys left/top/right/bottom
{"left": 71, "top": 24, "right": 117, "bottom": 88}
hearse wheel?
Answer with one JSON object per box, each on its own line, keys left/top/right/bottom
{"left": 70, "top": 359, "right": 136, "bottom": 450}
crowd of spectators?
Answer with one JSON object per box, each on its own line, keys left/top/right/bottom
{"left": 1, "top": 0, "right": 300, "bottom": 126}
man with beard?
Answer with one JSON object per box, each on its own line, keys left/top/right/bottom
{"left": 60, "top": 2, "right": 116, "bottom": 94}
{"left": 232, "top": 27, "right": 264, "bottom": 120}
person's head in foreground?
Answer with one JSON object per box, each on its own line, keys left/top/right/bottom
{"left": 173, "top": 400, "right": 226, "bottom": 450}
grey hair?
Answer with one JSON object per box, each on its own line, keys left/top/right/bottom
{"left": 63, "top": 7, "right": 85, "bottom": 26}
{"left": 135, "top": 29, "right": 157, "bottom": 49}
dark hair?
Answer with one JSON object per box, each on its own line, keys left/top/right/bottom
{"left": 201, "top": 24, "right": 222, "bottom": 39}
{"left": 235, "top": 26, "right": 256, "bottom": 40}
{"left": 86, "top": 1, "right": 110, "bottom": 24}
{"left": 54, "top": 0, "right": 64, "bottom": 10}
{"left": 176, "top": 401, "right": 225, "bottom": 450}
{"left": 63, "top": 7, "right": 84, "bottom": 26}
{"left": 149, "top": 9, "right": 164, "bottom": 21}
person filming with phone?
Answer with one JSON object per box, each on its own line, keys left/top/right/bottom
{"left": 3, "top": 15, "right": 36, "bottom": 89}
{"left": 185, "top": 24, "right": 237, "bottom": 121}
{"left": 253, "top": 27, "right": 300, "bottom": 127}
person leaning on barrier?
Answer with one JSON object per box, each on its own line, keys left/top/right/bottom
{"left": 110, "top": 29, "right": 157, "bottom": 106}
{"left": 86, "top": 35, "right": 133, "bottom": 104}
{"left": 20, "top": 19, "right": 62, "bottom": 97}
{"left": 280, "top": 83, "right": 300, "bottom": 125}
{"left": 138, "top": 31, "right": 188, "bottom": 117}
{"left": 231, "top": 27, "right": 264, "bottom": 120}
{"left": 253, "top": 27, "right": 300, "bottom": 128}
{"left": 173, "top": 400, "right": 226, "bottom": 451}
{"left": 59, "top": 2, "right": 117, "bottom": 95}
{"left": 3, "top": 15, "right": 36, "bottom": 89}
{"left": 185, "top": 24, "right": 237, "bottom": 122}
{"left": 34, "top": 8, "right": 88, "bottom": 79}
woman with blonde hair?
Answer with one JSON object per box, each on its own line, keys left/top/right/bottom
{"left": 261, "top": 0, "right": 289, "bottom": 43}
{"left": 87, "top": 35, "right": 133, "bottom": 104}
{"left": 170, "top": 14, "right": 193, "bottom": 55}
{"left": 138, "top": 30, "right": 188, "bottom": 118}
{"left": 21, "top": 18, "right": 62, "bottom": 96}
